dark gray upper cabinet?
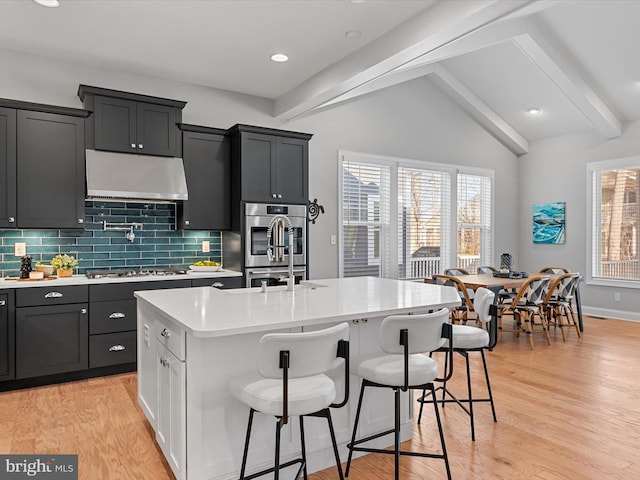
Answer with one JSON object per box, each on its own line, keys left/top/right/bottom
{"left": 0, "top": 107, "right": 17, "bottom": 228}
{"left": 78, "top": 84, "right": 186, "bottom": 157}
{"left": 178, "top": 124, "right": 230, "bottom": 230}
{"left": 0, "top": 98, "right": 89, "bottom": 230}
{"left": 0, "top": 291, "right": 15, "bottom": 382}
{"left": 17, "top": 110, "right": 86, "bottom": 229}
{"left": 229, "top": 124, "right": 312, "bottom": 206}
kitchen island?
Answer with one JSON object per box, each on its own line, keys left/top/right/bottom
{"left": 135, "top": 277, "right": 460, "bottom": 480}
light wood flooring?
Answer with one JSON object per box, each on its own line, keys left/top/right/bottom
{"left": 1, "top": 315, "right": 639, "bottom": 480}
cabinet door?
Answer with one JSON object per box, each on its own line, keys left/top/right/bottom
{"left": 16, "top": 303, "right": 88, "bottom": 379}
{"left": 275, "top": 136, "right": 308, "bottom": 204}
{"left": 137, "top": 102, "right": 178, "bottom": 157}
{"left": 156, "top": 342, "right": 186, "bottom": 480}
{"left": 0, "top": 293, "right": 15, "bottom": 381}
{"left": 94, "top": 96, "right": 137, "bottom": 153}
{"left": 16, "top": 110, "right": 85, "bottom": 229}
{"left": 181, "top": 131, "right": 230, "bottom": 230}
{"left": 0, "top": 107, "right": 17, "bottom": 229}
{"left": 240, "top": 132, "right": 276, "bottom": 202}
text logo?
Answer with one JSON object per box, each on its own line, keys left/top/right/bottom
{"left": 0, "top": 455, "right": 77, "bottom": 480}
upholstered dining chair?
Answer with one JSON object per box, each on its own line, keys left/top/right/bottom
{"left": 230, "top": 323, "right": 350, "bottom": 480}
{"left": 417, "top": 287, "right": 499, "bottom": 441}
{"left": 345, "top": 309, "right": 453, "bottom": 480}
{"left": 497, "top": 275, "right": 551, "bottom": 349}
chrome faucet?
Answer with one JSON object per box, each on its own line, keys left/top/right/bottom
{"left": 266, "top": 214, "right": 295, "bottom": 292}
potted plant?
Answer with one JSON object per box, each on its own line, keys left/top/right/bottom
{"left": 50, "top": 254, "right": 78, "bottom": 277}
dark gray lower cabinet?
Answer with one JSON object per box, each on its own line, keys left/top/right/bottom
{"left": 16, "top": 303, "right": 88, "bottom": 379}
{"left": 0, "top": 291, "right": 15, "bottom": 381}
{"left": 89, "top": 331, "right": 137, "bottom": 368}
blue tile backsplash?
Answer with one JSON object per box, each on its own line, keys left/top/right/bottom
{"left": 0, "top": 201, "right": 222, "bottom": 278}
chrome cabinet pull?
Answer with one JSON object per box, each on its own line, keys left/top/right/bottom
{"left": 138, "top": 143, "right": 143, "bottom": 149}
{"left": 212, "top": 282, "right": 224, "bottom": 288}
{"left": 159, "top": 357, "right": 170, "bottom": 367}
{"left": 80, "top": 308, "right": 87, "bottom": 314}
{"left": 131, "top": 143, "right": 136, "bottom": 148}
{"left": 277, "top": 194, "right": 282, "bottom": 198}
{"left": 184, "top": 220, "right": 190, "bottom": 226}
{"left": 78, "top": 218, "right": 84, "bottom": 224}
{"left": 272, "top": 193, "right": 277, "bottom": 198}
{"left": 109, "top": 312, "right": 126, "bottom": 319}
{"left": 0, "top": 300, "right": 6, "bottom": 306}
{"left": 45, "top": 292, "right": 63, "bottom": 298}
{"left": 8, "top": 217, "right": 15, "bottom": 223}
{"left": 161, "top": 328, "right": 171, "bottom": 337}
{"left": 109, "top": 345, "right": 125, "bottom": 352}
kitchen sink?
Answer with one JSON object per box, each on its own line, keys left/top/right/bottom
{"left": 224, "top": 281, "right": 327, "bottom": 294}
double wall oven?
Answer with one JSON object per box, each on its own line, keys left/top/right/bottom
{"left": 240, "top": 203, "right": 307, "bottom": 287}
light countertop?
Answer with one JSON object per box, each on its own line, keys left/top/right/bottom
{"left": 0, "top": 269, "right": 241, "bottom": 289}
{"left": 135, "top": 276, "right": 461, "bottom": 338}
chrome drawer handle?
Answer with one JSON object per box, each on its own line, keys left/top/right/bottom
{"left": 8, "top": 217, "right": 15, "bottom": 223}
{"left": 45, "top": 292, "right": 63, "bottom": 298}
{"left": 80, "top": 308, "right": 87, "bottom": 314}
{"left": 161, "top": 328, "right": 171, "bottom": 337}
{"left": 109, "top": 312, "right": 126, "bottom": 319}
{"left": 0, "top": 300, "right": 6, "bottom": 306}
{"left": 131, "top": 143, "right": 136, "bottom": 148}
{"left": 212, "top": 282, "right": 224, "bottom": 288}
{"left": 160, "top": 357, "right": 170, "bottom": 367}
{"left": 109, "top": 345, "right": 126, "bottom": 352}
{"left": 138, "top": 143, "right": 143, "bottom": 149}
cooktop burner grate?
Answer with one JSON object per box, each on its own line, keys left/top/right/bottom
{"left": 85, "top": 267, "right": 188, "bottom": 279}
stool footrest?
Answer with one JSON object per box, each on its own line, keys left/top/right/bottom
{"left": 241, "top": 458, "right": 304, "bottom": 480}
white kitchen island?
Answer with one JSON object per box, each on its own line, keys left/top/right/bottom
{"left": 135, "top": 277, "right": 460, "bottom": 480}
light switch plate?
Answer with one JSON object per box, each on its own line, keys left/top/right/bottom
{"left": 14, "top": 242, "right": 26, "bottom": 256}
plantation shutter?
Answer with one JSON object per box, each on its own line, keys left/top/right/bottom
{"left": 457, "top": 173, "right": 492, "bottom": 273}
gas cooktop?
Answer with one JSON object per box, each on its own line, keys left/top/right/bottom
{"left": 85, "top": 267, "right": 188, "bottom": 279}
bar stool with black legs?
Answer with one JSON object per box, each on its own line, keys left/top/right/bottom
{"left": 230, "top": 322, "right": 350, "bottom": 480}
{"left": 345, "top": 308, "right": 454, "bottom": 480}
{"left": 417, "top": 287, "right": 499, "bottom": 441}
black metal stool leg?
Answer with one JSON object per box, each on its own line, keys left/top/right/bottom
{"left": 345, "top": 381, "right": 366, "bottom": 477}
{"left": 481, "top": 350, "right": 497, "bottom": 422}
{"left": 417, "top": 387, "right": 427, "bottom": 423}
{"left": 430, "top": 384, "right": 452, "bottom": 480}
{"left": 299, "top": 416, "right": 308, "bottom": 480}
{"left": 239, "top": 408, "right": 255, "bottom": 480}
{"left": 325, "top": 409, "right": 345, "bottom": 480}
{"left": 463, "top": 351, "right": 475, "bottom": 441}
{"left": 394, "top": 388, "right": 401, "bottom": 480}
{"left": 274, "top": 418, "right": 283, "bottom": 480}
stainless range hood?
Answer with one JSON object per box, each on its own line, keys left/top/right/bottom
{"left": 86, "top": 149, "right": 188, "bottom": 201}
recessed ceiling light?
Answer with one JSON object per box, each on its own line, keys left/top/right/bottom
{"left": 345, "top": 30, "right": 362, "bottom": 39}
{"left": 33, "top": 0, "right": 59, "bottom": 7}
{"left": 527, "top": 107, "right": 541, "bottom": 115}
{"left": 270, "top": 53, "right": 289, "bottom": 63}
{"left": 350, "top": 0, "right": 365, "bottom": 3}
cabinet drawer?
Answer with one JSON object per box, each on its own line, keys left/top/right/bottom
{"left": 89, "top": 331, "right": 137, "bottom": 368}
{"left": 90, "top": 279, "right": 191, "bottom": 302}
{"left": 191, "top": 276, "right": 243, "bottom": 289}
{"left": 90, "top": 300, "right": 136, "bottom": 334}
{"left": 155, "top": 318, "right": 185, "bottom": 361}
{"left": 16, "top": 285, "right": 88, "bottom": 307}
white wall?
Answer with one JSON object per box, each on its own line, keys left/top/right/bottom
{"left": 1, "top": 48, "right": 519, "bottom": 280}
{"left": 519, "top": 122, "right": 640, "bottom": 321}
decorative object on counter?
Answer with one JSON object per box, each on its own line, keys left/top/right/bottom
{"left": 19, "top": 256, "right": 33, "bottom": 279}
{"left": 51, "top": 254, "right": 78, "bottom": 277}
{"left": 500, "top": 253, "right": 513, "bottom": 271}
{"left": 29, "top": 271, "right": 44, "bottom": 280}
{"left": 308, "top": 198, "right": 325, "bottom": 224}
{"left": 189, "top": 260, "right": 222, "bottom": 272}
{"left": 102, "top": 221, "right": 143, "bottom": 242}
{"left": 35, "top": 262, "right": 55, "bottom": 277}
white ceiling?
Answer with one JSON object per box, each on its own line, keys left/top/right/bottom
{"left": 2, "top": 0, "right": 640, "bottom": 156}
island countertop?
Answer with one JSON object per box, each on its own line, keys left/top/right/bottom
{"left": 134, "top": 276, "right": 461, "bottom": 338}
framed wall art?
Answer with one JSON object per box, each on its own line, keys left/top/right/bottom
{"left": 533, "top": 202, "right": 565, "bottom": 244}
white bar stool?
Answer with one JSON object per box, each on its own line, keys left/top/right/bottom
{"left": 230, "top": 322, "right": 350, "bottom": 480}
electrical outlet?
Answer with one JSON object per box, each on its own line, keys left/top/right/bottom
{"left": 14, "top": 242, "right": 26, "bottom": 256}
{"left": 614, "top": 292, "right": 621, "bottom": 302}
{"left": 330, "top": 235, "right": 336, "bottom": 245}
{"left": 202, "top": 240, "right": 210, "bottom": 253}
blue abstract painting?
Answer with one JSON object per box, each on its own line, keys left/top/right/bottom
{"left": 533, "top": 202, "right": 565, "bottom": 244}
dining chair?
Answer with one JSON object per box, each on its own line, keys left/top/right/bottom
{"left": 543, "top": 272, "right": 581, "bottom": 341}
{"left": 477, "top": 266, "right": 497, "bottom": 274}
{"left": 230, "top": 322, "right": 350, "bottom": 480}
{"left": 498, "top": 275, "right": 552, "bottom": 349}
{"left": 444, "top": 268, "right": 470, "bottom": 276}
{"left": 417, "top": 287, "right": 498, "bottom": 441}
{"left": 538, "top": 266, "right": 571, "bottom": 274}
{"left": 345, "top": 309, "right": 453, "bottom": 480}
{"left": 432, "top": 274, "right": 476, "bottom": 324}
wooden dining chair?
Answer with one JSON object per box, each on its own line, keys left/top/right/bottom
{"left": 497, "top": 275, "right": 551, "bottom": 349}
{"left": 477, "top": 266, "right": 497, "bottom": 274}
{"left": 538, "top": 266, "right": 571, "bottom": 274}
{"left": 444, "top": 268, "right": 470, "bottom": 276}
{"left": 432, "top": 275, "right": 476, "bottom": 324}
{"left": 543, "top": 272, "right": 581, "bottom": 341}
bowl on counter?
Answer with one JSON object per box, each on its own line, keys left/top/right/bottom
{"left": 35, "top": 264, "right": 55, "bottom": 277}
{"left": 188, "top": 265, "right": 223, "bottom": 272}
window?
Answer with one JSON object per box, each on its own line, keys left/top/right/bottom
{"left": 340, "top": 152, "right": 493, "bottom": 280}
{"left": 588, "top": 157, "right": 640, "bottom": 285}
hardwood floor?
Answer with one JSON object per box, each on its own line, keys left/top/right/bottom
{"left": 1, "top": 316, "right": 639, "bottom": 480}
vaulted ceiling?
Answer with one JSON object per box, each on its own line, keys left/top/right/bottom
{"left": 2, "top": 0, "right": 638, "bottom": 156}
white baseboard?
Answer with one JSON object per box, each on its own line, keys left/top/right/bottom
{"left": 582, "top": 306, "right": 640, "bottom": 322}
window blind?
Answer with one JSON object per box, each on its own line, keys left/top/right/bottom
{"left": 457, "top": 173, "right": 492, "bottom": 273}
{"left": 342, "top": 158, "right": 391, "bottom": 278}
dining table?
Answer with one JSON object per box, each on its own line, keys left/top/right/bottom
{"left": 455, "top": 272, "right": 584, "bottom": 332}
